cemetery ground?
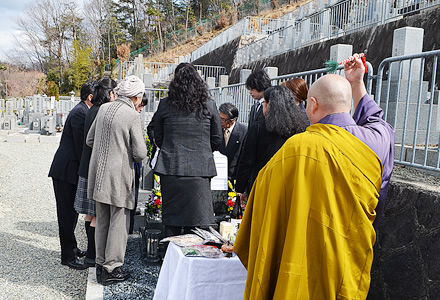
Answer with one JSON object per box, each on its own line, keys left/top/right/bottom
{"left": 0, "top": 141, "right": 88, "bottom": 299}
{"left": 0, "top": 141, "right": 159, "bottom": 299}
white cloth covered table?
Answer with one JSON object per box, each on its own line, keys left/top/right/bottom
{"left": 153, "top": 242, "right": 247, "bottom": 300}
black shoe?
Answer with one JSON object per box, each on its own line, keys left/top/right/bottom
{"left": 101, "top": 267, "right": 130, "bottom": 286}
{"left": 74, "top": 248, "right": 87, "bottom": 258}
{"left": 61, "top": 259, "right": 88, "bottom": 270}
{"left": 96, "top": 264, "right": 103, "bottom": 284}
{"left": 84, "top": 257, "right": 96, "bottom": 268}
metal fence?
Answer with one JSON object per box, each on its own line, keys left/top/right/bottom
{"left": 140, "top": 88, "right": 169, "bottom": 129}
{"left": 120, "top": 61, "right": 226, "bottom": 85}
{"left": 375, "top": 49, "right": 440, "bottom": 172}
{"left": 208, "top": 62, "right": 373, "bottom": 124}
{"left": 191, "top": 16, "right": 293, "bottom": 62}
{"left": 141, "top": 62, "right": 373, "bottom": 125}
{"left": 236, "top": 0, "right": 440, "bottom": 65}
{"left": 141, "top": 55, "right": 440, "bottom": 173}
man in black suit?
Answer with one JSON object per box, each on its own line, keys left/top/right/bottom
{"left": 218, "top": 103, "right": 248, "bottom": 181}
{"left": 48, "top": 82, "right": 95, "bottom": 270}
{"left": 245, "top": 69, "right": 272, "bottom": 127}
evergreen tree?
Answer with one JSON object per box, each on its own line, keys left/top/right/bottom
{"left": 69, "top": 40, "right": 93, "bottom": 93}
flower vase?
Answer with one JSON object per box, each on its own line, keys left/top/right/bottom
{"left": 144, "top": 212, "right": 162, "bottom": 228}
{"left": 148, "top": 212, "right": 162, "bottom": 222}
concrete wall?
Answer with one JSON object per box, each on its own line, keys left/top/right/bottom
{"left": 192, "top": 37, "right": 242, "bottom": 77}
{"left": 369, "top": 173, "right": 440, "bottom": 299}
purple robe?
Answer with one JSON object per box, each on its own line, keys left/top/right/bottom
{"left": 318, "top": 93, "right": 395, "bottom": 227}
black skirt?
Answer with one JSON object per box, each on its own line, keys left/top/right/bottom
{"left": 160, "top": 175, "right": 215, "bottom": 227}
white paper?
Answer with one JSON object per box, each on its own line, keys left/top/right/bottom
{"left": 210, "top": 151, "right": 228, "bottom": 190}
{"left": 151, "top": 147, "right": 160, "bottom": 169}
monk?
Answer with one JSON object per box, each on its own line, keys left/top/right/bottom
{"left": 234, "top": 55, "right": 394, "bottom": 299}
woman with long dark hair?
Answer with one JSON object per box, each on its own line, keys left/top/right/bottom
{"left": 74, "top": 77, "right": 116, "bottom": 267}
{"left": 236, "top": 85, "right": 308, "bottom": 194}
{"left": 153, "top": 63, "right": 222, "bottom": 237}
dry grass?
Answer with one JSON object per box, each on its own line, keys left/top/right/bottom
{"left": 146, "top": 0, "right": 309, "bottom": 64}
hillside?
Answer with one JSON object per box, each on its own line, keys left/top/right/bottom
{"left": 145, "top": 0, "right": 310, "bottom": 64}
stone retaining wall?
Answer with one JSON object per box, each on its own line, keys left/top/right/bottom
{"left": 369, "top": 177, "right": 440, "bottom": 299}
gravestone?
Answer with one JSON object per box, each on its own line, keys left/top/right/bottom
{"left": 4, "top": 101, "right": 16, "bottom": 130}
{"left": 25, "top": 97, "right": 32, "bottom": 111}
{"left": 0, "top": 99, "right": 4, "bottom": 117}
{"left": 33, "top": 95, "right": 44, "bottom": 113}
{"left": 264, "top": 67, "right": 278, "bottom": 79}
{"left": 206, "top": 77, "right": 216, "bottom": 89}
{"left": 329, "top": 44, "right": 352, "bottom": 64}
{"left": 25, "top": 112, "right": 44, "bottom": 133}
{"left": 5, "top": 101, "right": 14, "bottom": 116}
{"left": 219, "top": 75, "right": 229, "bottom": 87}
{"left": 8, "top": 98, "right": 17, "bottom": 111}
{"left": 240, "top": 69, "right": 252, "bottom": 83}
{"left": 18, "top": 98, "right": 24, "bottom": 110}
{"left": 41, "top": 116, "right": 56, "bottom": 135}
{"left": 22, "top": 110, "right": 30, "bottom": 126}
{"left": 379, "top": 26, "right": 439, "bottom": 144}
{"left": 143, "top": 73, "right": 153, "bottom": 88}
{"left": 211, "top": 151, "right": 228, "bottom": 217}
{"left": 330, "top": 44, "right": 352, "bottom": 76}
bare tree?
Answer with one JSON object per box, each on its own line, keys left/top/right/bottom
{"left": 14, "top": 0, "right": 81, "bottom": 81}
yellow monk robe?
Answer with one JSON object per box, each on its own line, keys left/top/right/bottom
{"left": 234, "top": 124, "right": 382, "bottom": 300}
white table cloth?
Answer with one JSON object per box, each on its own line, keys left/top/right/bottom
{"left": 153, "top": 242, "right": 247, "bottom": 300}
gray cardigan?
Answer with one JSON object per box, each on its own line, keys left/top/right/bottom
{"left": 86, "top": 97, "right": 147, "bottom": 209}
{"left": 153, "top": 97, "right": 222, "bottom": 177}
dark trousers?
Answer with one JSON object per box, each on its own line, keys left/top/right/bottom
{"left": 129, "top": 176, "right": 140, "bottom": 234}
{"left": 52, "top": 178, "right": 79, "bottom": 263}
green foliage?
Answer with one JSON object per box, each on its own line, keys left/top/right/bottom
{"left": 110, "top": 58, "right": 118, "bottom": 78}
{"left": 98, "top": 60, "right": 106, "bottom": 79}
{"left": 47, "top": 68, "right": 60, "bottom": 83}
{"left": 0, "top": 65, "right": 7, "bottom": 71}
{"left": 46, "top": 81, "right": 59, "bottom": 99}
{"left": 69, "top": 40, "right": 93, "bottom": 93}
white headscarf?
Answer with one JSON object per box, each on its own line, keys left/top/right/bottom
{"left": 115, "top": 75, "right": 145, "bottom": 98}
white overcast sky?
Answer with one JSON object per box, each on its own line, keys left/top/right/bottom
{"left": 0, "top": 0, "right": 83, "bottom": 62}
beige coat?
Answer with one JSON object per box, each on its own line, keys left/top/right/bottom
{"left": 87, "top": 96, "right": 147, "bottom": 209}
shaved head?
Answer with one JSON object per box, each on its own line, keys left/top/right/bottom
{"left": 306, "top": 74, "right": 352, "bottom": 124}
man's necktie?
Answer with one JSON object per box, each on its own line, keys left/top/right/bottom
{"left": 224, "top": 129, "right": 230, "bottom": 146}
{"left": 254, "top": 102, "right": 261, "bottom": 120}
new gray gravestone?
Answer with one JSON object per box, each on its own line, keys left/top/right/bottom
{"left": 380, "top": 27, "right": 439, "bottom": 144}
{"left": 0, "top": 99, "right": 4, "bottom": 117}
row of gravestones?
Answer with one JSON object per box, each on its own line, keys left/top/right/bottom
{"left": 0, "top": 95, "right": 80, "bottom": 134}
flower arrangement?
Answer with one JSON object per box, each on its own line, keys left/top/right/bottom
{"left": 146, "top": 174, "right": 162, "bottom": 215}
{"left": 226, "top": 180, "right": 237, "bottom": 214}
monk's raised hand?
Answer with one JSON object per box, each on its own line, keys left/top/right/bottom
{"left": 344, "top": 54, "right": 364, "bottom": 85}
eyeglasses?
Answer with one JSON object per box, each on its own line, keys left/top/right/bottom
{"left": 220, "top": 117, "right": 230, "bottom": 123}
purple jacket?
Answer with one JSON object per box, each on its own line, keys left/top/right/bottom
{"left": 319, "top": 93, "right": 395, "bottom": 227}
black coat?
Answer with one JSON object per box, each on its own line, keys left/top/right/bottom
{"left": 78, "top": 105, "right": 100, "bottom": 178}
{"left": 235, "top": 117, "right": 288, "bottom": 193}
{"left": 49, "top": 101, "right": 89, "bottom": 185}
{"left": 248, "top": 101, "right": 264, "bottom": 128}
{"left": 218, "top": 121, "right": 248, "bottom": 181}
{"left": 153, "top": 98, "right": 222, "bottom": 177}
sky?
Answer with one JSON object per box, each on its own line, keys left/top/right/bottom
{"left": 0, "top": 0, "right": 31, "bottom": 61}
{"left": 0, "top": 0, "right": 83, "bottom": 62}
{"left": 0, "top": 0, "right": 29, "bottom": 61}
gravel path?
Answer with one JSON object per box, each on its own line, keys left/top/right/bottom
{"left": 0, "top": 141, "right": 88, "bottom": 299}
